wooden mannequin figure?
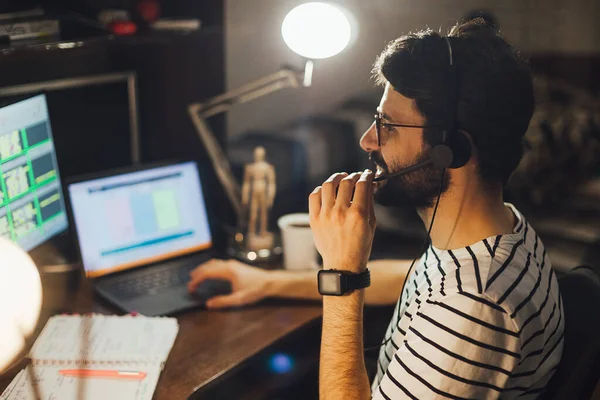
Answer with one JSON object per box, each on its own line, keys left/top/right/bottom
{"left": 241, "top": 146, "right": 276, "bottom": 251}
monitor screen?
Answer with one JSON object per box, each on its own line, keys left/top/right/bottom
{"left": 0, "top": 94, "right": 69, "bottom": 251}
{"left": 68, "top": 161, "right": 213, "bottom": 277}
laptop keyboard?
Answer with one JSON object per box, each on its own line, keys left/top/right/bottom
{"left": 107, "top": 262, "right": 199, "bottom": 300}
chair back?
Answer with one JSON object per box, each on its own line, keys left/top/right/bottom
{"left": 544, "top": 265, "right": 600, "bottom": 400}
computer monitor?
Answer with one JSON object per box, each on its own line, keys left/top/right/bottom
{"left": 0, "top": 94, "right": 69, "bottom": 251}
{"left": 67, "top": 161, "right": 213, "bottom": 277}
{"left": 0, "top": 72, "right": 140, "bottom": 179}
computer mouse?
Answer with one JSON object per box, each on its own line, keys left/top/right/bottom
{"left": 190, "top": 278, "right": 233, "bottom": 302}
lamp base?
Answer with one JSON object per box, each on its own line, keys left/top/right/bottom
{"left": 247, "top": 232, "right": 274, "bottom": 251}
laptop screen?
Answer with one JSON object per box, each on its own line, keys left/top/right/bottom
{"left": 0, "top": 94, "right": 69, "bottom": 251}
{"left": 68, "top": 161, "right": 213, "bottom": 277}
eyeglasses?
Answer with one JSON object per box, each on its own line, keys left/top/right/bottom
{"left": 374, "top": 113, "right": 431, "bottom": 147}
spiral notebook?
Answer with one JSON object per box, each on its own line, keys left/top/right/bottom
{"left": 1, "top": 314, "right": 179, "bottom": 400}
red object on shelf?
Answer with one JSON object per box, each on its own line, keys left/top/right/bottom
{"left": 137, "top": 0, "right": 161, "bottom": 23}
{"left": 109, "top": 21, "right": 138, "bottom": 36}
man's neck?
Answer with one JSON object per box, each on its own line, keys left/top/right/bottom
{"left": 418, "top": 182, "right": 515, "bottom": 250}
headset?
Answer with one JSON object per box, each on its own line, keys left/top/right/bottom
{"left": 365, "top": 36, "right": 471, "bottom": 352}
{"left": 373, "top": 36, "right": 471, "bottom": 182}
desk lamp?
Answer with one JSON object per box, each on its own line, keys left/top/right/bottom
{"left": 0, "top": 238, "right": 42, "bottom": 374}
{"left": 188, "top": 2, "right": 355, "bottom": 224}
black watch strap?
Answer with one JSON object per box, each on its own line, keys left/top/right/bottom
{"left": 345, "top": 268, "right": 371, "bottom": 291}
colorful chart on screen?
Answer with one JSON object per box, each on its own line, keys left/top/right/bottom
{"left": 0, "top": 95, "right": 68, "bottom": 251}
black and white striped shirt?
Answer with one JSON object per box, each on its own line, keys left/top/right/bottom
{"left": 372, "top": 204, "right": 564, "bottom": 399}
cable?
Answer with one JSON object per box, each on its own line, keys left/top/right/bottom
{"left": 364, "top": 168, "right": 446, "bottom": 352}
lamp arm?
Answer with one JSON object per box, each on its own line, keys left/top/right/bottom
{"left": 197, "top": 67, "right": 305, "bottom": 117}
{"left": 188, "top": 65, "right": 309, "bottom": 224}
{"left": 188, "top": 106, "right": 243, "bottom": 220}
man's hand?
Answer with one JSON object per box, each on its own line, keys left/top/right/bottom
{"left": 309, "top": 170, "right": 376, "bottom": 273}
{"left": 312, "top": 170, "right": 375, "bottom": 400}
{"left": 187, "top": 259, "right": 272, "bottom": 309}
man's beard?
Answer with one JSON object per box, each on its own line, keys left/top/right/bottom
{"left": 371, "top": 146, "right": 450, "bottom": 210}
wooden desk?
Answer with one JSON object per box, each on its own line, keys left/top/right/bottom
{"left": 0, "top": 274, "right": 323, "bottom": 400}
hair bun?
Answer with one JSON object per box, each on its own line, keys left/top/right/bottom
{"left": 449, "top": 18, "right": 499, "bottom": 38}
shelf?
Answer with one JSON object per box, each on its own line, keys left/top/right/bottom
{"left": 0, "top": 26, "right": 222, "bottom": 56}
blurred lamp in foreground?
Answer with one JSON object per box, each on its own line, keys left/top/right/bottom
{"left": 0, "top": 238, "right": 42, "bottom": 373}
{"left": 282, "top": 2, "right": 352, "bottom": 60}
{"left": 188, "top": 2, "right": 355, "bottom": 227}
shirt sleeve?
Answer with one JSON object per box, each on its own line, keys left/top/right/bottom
{"left": 372, "top": 292, "right": 522, "bottom": 400}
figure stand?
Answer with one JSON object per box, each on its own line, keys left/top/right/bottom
{"left": 229, "top": 147, "right": 282, "bottom": 263}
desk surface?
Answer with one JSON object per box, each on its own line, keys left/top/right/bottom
{"left": 0, "top": 275, "right": 322, "bottom": 400}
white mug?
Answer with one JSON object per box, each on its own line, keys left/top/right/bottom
{"left": 277, "top": 213, "right": 319, "bottom": 270}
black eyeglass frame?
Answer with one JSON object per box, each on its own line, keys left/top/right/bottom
{"left": 374, "top": 113, "right": 446, "bottom": 147}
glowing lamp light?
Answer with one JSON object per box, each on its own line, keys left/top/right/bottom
{"left": 268, "top": 353, "right": 295, "bottom": 374}
{"left": 0, "top": 238, "right": 42, "bottom": 373}
{"left": 282, "top": 2, "right": 353, "bottom": 60}
{"left": 188, "top": 3, "right": 358, "bottom": 223}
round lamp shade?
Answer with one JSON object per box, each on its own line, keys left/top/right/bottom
{"left": 0, "top": 238, "right": 42, "bottom": 373}
{"left": 282, "top": 2, "right": 353, "bottom": 59}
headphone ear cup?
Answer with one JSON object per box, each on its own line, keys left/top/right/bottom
{"left": 448, "top": 130, "right": 472, "bottom": 169}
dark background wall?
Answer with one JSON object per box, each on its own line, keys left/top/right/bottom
{"left": 225, "top": 0, "right": 600, "bottom": 137}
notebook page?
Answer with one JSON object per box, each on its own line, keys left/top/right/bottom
{"left": 29, "top": 315, "right": 179, "bottom": 365}
{"left": 0, "top": 370, "right": 25, "bottom": 400}
{"left": 0, "top": 364, "right": 161, "bottom": 400}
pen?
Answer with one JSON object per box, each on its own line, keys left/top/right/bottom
{"left": 59, "top": 369, "right": 147, "bottom": 380}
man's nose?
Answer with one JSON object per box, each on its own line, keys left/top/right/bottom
{"left": 360, "top": 122, "right": 379, "bottom": 153}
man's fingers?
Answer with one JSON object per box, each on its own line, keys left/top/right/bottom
{"left": 188, "top": 260, "right": 231, "bottom": 292}
{"left": 352, "top": 169, "right": 375, "bottom": 211}
{"left": 205, "top": 291, "right": 254, "bottom": 309}
{"left": 368, "top": 183, "right": 377, "bottom": 230}
{"left": 321, "top": 172, "right": 348, "bottom": 209}
{"left": 189, "top": 259, "right": 228, "bottom": 280}
{"left": 309, "top": 186, "right": 322, "bottom": 220}
{"left": 336, "top": 172, "right": 361, "bottom": 207}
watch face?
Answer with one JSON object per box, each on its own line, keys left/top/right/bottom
{"left": 318, "top": 271, "right": 342, "bottom": 295}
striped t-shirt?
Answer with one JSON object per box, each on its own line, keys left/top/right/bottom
{"left": 372, "top": 204, "right": 564, "bottom": 399}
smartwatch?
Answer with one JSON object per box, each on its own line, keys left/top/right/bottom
{"left": 318, "top": 269, "right": 371, "bottom": 296}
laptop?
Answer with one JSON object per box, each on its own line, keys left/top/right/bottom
{"left": 66, "top": 160, "right": 231, "bottom": 316}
